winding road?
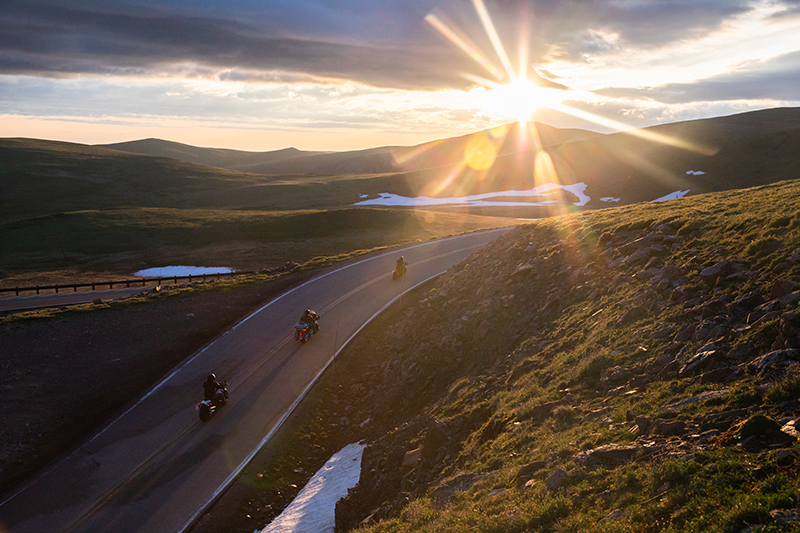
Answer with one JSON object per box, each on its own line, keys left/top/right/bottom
{"left": 0, "top": 229, "right": 509, "bottom": 533}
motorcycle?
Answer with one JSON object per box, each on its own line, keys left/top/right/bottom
{"left": 392, "top": 262, "right": 408, "bottom": 280}
{"left": 196, "top": 382, "right": 228, "bottom": 422}
{"left": 294, "top": 320, "right": 318, "bottom": 342}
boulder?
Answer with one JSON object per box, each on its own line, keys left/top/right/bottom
{"left": 515, "top": 460, "right": 547, "bottom": 489}
{"left": 771, "top": 508, "right": 800, "bottom": 526}
{"left": 600, "top": 509, "right": 624, "bottom": 523}
{"left": 679, "top": 350, "right": 722, "bottom": 377}
{"left": 581, "top": 406, "right": 612, "bottom": 423}
{"left": 727, "top": 342, "right": 756, "bottom": 360}
{"left": 699, "top": 260, "right": 731, "bottom": 280}
{"left": 770, "top": 279, "right": 800, "bottom": 300}
{"left": 652, "top": 419, "right": 686, "bottom": 436}
{"left": 544, "top": 468, "right": 569, "bottom": 491}
{"left": 749, "top": 349, "right": 800, "bottom": 375}
{"left": 635, "top": 415, "right": 652, "bottom": 433}
{"left": 573, "top": 444, "right": 640, "bottom": 468}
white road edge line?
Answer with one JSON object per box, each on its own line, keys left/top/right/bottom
{"left": 178, "top": 270, "right": 447, "bottom": 533}
{"left": 0, "top": 228, "right": 507, "bottom": 509}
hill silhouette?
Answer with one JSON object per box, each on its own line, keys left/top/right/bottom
{"left": 98, "top": 122, "right": 600, "bottom": 175}
{"left": 3, "top": 108, "right": 799, "bottom": 225}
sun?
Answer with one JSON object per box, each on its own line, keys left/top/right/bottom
{"left": 483, "top": 77, "right": 564, "bottom": 122}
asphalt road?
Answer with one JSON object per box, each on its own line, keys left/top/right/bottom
{"left": 0, "top": 229, "right": 509, "bottom": 533}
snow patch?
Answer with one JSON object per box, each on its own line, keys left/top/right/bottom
{"left": 259, "top": 442, "right": 365, "bottom": 533}
{"left": 133, "top": 266, "right": 236, "bottom": 277}
{"left": 353, "top": 182, "right": 591, "bottom": 208}
{"left": 653, "top": 190, "right": 690, "bottom": 202}
{"left": 358, "top": 194, "right": 369, "bottom": 198}
{"left": 685, "top": 170, "right": 705, "bottom": 175}
{"left": 600, "top": 197, "right": 621, "bottom": 203}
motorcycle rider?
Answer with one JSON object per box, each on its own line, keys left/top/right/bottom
{"left": 395, "top": 256, "right": 408, "bottom": 277}
{"left": 203, "top": 373, "right": 226, "bottom": 404}
{"left": 299, "top": 309, "right": 320, "bottom": 334}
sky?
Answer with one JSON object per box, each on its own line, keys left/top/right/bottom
{"left": 1, "top": 0, "right": 799, "bottom": 151}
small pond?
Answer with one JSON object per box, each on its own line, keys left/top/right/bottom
{"left": 133, "top": 266, "right": 236, "bottom": 277}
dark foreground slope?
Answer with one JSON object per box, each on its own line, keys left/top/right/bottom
{"left": 194, "top": 179, "right": 800, "bottom": 533}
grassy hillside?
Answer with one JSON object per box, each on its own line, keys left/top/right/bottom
{"left": 209, "top": 179, "right": 800, "bottom": 533}
{"left": 0, "top": 138, "right": 272, "bottom": 224}
{"left": 0, "top": 207, "right": 515, "bottom": 283}
{"left": 336, "top": 178, "right": 800, "bottom": 532}
{"left": 547, "top": 107, "right": 800, "bottom": 208}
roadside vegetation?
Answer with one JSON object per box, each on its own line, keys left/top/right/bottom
{"left": 195, "top": 178, "right": 800, "bottom": 533}
{"left": 0, "top": 207, "right": 514, "bottom": 287}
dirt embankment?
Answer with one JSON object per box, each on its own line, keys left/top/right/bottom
{"left": 0, "top": 271, "right": 311, "bottom": 497}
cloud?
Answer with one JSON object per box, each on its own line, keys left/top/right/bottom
{"left": 0, "top": 1, "right": 482, "bottom": 90}
{"left": 594, "top": 50, "right": 800, "bottom": 103}
{"left": 0, "top": 0, "right": 770, "bottom": 91}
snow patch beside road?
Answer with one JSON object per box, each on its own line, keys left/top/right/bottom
{"left": 259, "top": 443, "right": 365, "bottom": 533}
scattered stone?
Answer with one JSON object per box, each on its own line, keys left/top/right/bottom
{"left": 652, "top": 419, "right": 686, "bottom": 436}
{"left": 770, "top": 508, "right": 800, "bottom": 525}
{"left": 402, "top": 448, "right": 422, "bottom": 467}
{"left": 599, "top": 509, "right": 624, "bottom": 523}
{"left": 749, "top": 349, "right": 800, "bottom": 375}
{"left": 679, "top": 350, "right": 722, "bottom": 377}
{"left": 599, "top": 489, "right": 616, "bottom": 501}
{"left": 635, "top": 415, "right": 652, "bottom": 434}
{"left": 660, "top": 390, "right": 729, "bottom": 412}
{"left": 573, "top": 444, "right": 640, "bottom": 468}
{"left": 727, "top": 342, "right": 756, "bottom": 360}
{"left": 515, "top": 460, "right": 546, "bottom": 488}
{"left": 780, "top": 420, "right": 800, "bottom": 439}
{"left": 544, "top": 468, "right": 569, "bottom": 491}
{"left": 581, "top": 406, "right": 612, "bottom": 423}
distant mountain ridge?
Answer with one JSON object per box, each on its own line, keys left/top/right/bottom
{"left": 2, "top": 107, "right": 799, "bottom": 224}
{"left": 99, "top": 138, "right": 330, "bottom": 173}
{"left": 98, "top": 122, "right": 602, "bottom": 176}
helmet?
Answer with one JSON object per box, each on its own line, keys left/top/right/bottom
{"left": 207, "top": 374, "right": 216, "bottom": 382}
{"left": 305, "top": 309, "right": 312, "bottom": 314}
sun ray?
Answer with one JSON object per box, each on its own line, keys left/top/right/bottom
{"left": 425, "top": 13, "right": 504, "bottom": 81}
{"left": 550, "top": 102, "right": 718, "bottom": 156}
{"left": 471, "top": 0, "right": 517, "bottom": 82}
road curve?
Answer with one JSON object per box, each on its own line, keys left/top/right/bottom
{"left": 0, "top": 229, "right": 509, "bottom": 533}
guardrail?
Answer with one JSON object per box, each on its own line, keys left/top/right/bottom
{"left": 0, "top": 271, "right": 256, "bottom": 297}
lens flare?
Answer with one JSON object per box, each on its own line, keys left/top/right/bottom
{"left": 464, "top": 134, "right": 499, "bottom": 170}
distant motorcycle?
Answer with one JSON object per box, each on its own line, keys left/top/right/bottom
{"left": 196, "top": 382, "right": 228, "bottom": 422}
{"left": 393, "top": 260, "right": 408, "bottom": 280}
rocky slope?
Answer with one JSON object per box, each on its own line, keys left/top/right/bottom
{"left": 329, "top": 179, "right": 800, "bottom": 532}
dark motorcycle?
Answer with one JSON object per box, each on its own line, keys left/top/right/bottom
{"left": 196, "top": 382, "right": 228, "bottom": 421}
{"left": 392, "top": 262, "right": 408, "bottom": 280}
